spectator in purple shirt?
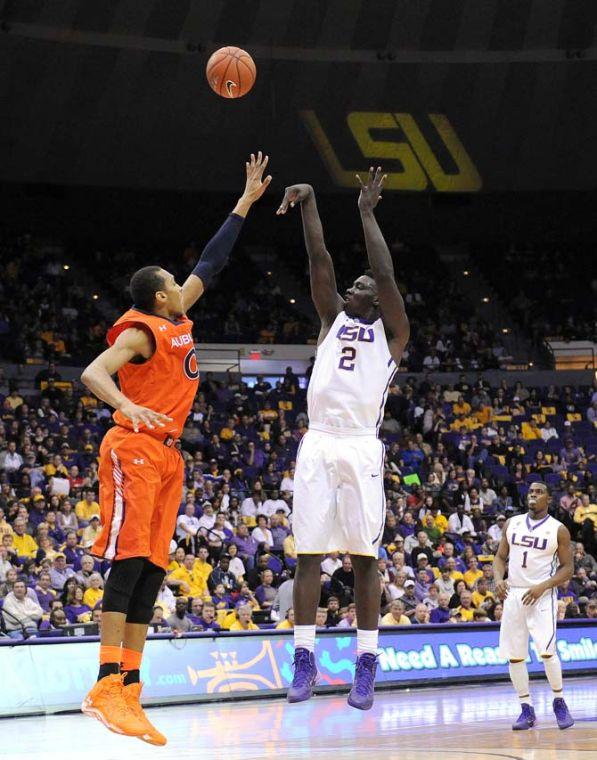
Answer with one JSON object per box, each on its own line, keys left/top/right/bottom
{"left": 34, "top": 571, "right": 57, "bottom": 612}
{"left": 414, "top": 569, "right": 433, "bottom": 602}
{"left": 197, "top": 601, "right": 222, "bottom": 632}
{"left": 62, "top": 531, "right": 85, "bottom": 571}
{"left": 438, "top": 543, "right": 466, "bottom": 573}
{"left": 28, "top": 498, "right": 48, "bottom": 532}
{"left": 255, "top": 568, "right": 277, "bottom": 610}
{"left": 49, "top": 553, "right": 76, "bottom": 591}
{"left": 211, "top": 583, "right": 233, "bottom": 611}
{"left": 187, "top": 597, "right": 206, "bottom": 627}
{"left": 269, "top": 514, "right": 289, "bottom": 553}
{"left": 44, "top": 511, "right": 65, "bottom": 545}
{"left": 232, "top": 524, "right": 259, "bottom": 570}
{"left": 429, "top": 592, "right": 452, "bottom": 623}
{"left": 237, "top": 415, "right": 258, "bottom": 442}
{"left": 560, "top": 439, "right": 584, "bottom": 468}
{"left": 557, "top": 580, "right": 578, "bottom": 604}
{"left": 63, "top": 585, "right": 92, "bottom": 623}
{"left": 414, "top": 554, "right": 435, "bottom": 584}
{"left": 399, "top": 512, "right": 416, "bottom": 539}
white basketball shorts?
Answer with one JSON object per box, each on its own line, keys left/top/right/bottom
{"left": 293, "top": 429, "right": 386, "bottom": 558}
{"left": 499, "top": 586, "right": 558, "bottom": 660}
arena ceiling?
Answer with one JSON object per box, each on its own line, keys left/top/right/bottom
{"left": 1, "top": 0, "right": 596, "bottom": 192}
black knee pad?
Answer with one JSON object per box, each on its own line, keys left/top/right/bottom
{"left": 126, "top": 561, "right": 166, "bottom": 624}
{"left": 103, "top": 557, "right": 146, "bottom": 613}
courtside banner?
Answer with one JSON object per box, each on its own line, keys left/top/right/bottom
{"left": 0, "top": 622, "right": 595, "bottom": 716}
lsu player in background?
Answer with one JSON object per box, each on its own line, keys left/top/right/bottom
{"left": 277, "top": 168, "right": 410, "bottom": 710}
{"left": 80, "top": 153, "right": 271, "bottom": 744}
{"left": 494, "top": 481, "right": 575, "bottom": 730}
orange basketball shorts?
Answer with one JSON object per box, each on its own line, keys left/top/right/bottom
{"left": 92, "top": 426, "right": 184, "bottom": 571}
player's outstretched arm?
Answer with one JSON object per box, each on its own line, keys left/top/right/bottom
{"left": 357, "top": 167, "right": 410, "bottom": 364}
{"left": 182, "top": 152, "right": 272, "bottom": 312}
{"left": 521, "top": 525, "right": 574, "bottom": 606}
{"left": 493, "top": 522, "right": 511, "bottom": 600}
{"left": 277, "top": 183, "right": 343, "bottom": 329}
{"left": 81, "top": 328, "right": 172, "bottom": 433}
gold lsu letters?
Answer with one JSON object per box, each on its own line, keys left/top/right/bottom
{"left": 301, "top": 110, "right": 482, "bottom": 193}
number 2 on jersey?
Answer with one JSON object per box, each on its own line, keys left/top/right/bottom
{"left": 338, "top": 346, "right": 356, "bottom": 371}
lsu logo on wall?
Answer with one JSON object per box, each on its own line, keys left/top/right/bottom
{"left": 301, "top": 110, "right": 482, "bottom": 192}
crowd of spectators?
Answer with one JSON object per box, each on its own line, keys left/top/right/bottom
{"left": 87, "top": 243, "right": 315, "bottom": 346}
{"left": 0, "top": 235, "right": 108, "bottom": 364}
{"left": 1, "top": 361, "right": 596, "bottom": 640}
{"left": 4, "top": 230, "right": 594, "bottom": 379}
{"left": 1, "top": 231, "right": 517, "bottom": 367}
{"left": 475, "top": 241, "right": 596, "bottom": 346}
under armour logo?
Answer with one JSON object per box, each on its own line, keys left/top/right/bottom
{"left": 133, "top": 458, "right": 145, "bottom": 465}
{"left": 159, "top": 325, "right": 167, "bottom": 332}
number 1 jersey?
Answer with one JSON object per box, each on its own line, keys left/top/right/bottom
{"left": 506, "top": 513, "right": 561, "bottom": 587}
{"left": 307, "top": 311, "right": 397, "bottom": 436}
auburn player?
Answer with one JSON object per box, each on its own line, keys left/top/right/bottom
{"left": 80, "top": 153, "right": 271, "bottom": 744}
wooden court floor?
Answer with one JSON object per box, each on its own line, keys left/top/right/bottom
{"left": 4, "top": 676, "right": 596, "bottom": 759}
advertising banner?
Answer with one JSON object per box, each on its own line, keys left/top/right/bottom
{"left": 0, "top": 622, "right": 595, "bottom": 717}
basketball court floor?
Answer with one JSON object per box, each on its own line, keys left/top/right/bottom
{"left": 4, "top": 676, "right": 596, "bottom": 759}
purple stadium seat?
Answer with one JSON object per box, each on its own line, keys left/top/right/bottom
{"left": 489, "top": 464, "right": 509, "bottom": 477}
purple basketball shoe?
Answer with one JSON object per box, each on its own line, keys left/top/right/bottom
{"left": 347, "top": 653, "right": 377, "bottom": 711}
{"left": 512, "top": 703, "right": 536, "bottom": 730}
{"left": 287, "top": 648, "right": 318, "bottom": 704}
{"left": 553, "top": 698, "right": 574, "bottom": 730}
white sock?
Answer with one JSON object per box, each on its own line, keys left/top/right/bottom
{"left": 357, "top": 628, "right": 379, "bottom": 656}
{"left": 543, "top": 655, "right": 564, "bottom": 698}
{"left": 509, "top": 660, "right": 532, "bottom": 706}
{"left": 294, "top": 625, "right": 316, "bottom": 653}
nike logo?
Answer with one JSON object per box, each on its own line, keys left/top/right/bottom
{"left": 371, "top": 474, "right": 379, "bottom": 478}
{"left": 225, "top": 80, "right": 237, "bottom": 97}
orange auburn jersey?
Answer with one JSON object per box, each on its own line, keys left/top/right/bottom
{"left": 108, "top": 308, "right": 199, "bottom": 439}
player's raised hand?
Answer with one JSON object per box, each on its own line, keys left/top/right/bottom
{"left": 276, "top": 183, "right": 313, "bottom": 215}
{"left": 118, "top": 400, "right": 173, "bottom": 433}
{"left": 495, "top": 580, "right": 510, "bottom": 601}
{"left": 241, "top": 151, "right": 272, "bottom": 204}
{"left": 356, "top": 166, "right": 386, "bottom": 212}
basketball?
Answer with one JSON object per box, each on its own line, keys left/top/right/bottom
{"left": 206, "top": 46, "right": 256, "bottom": 99}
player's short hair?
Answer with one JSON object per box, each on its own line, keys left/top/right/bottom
{"left": 130, "top": 266, "right": 166, "bottom": 311}
{"left": 531, "top": 481, "right": 551, "bottom": 496}
{"left": 363, "top": 268, "right": 378, "bottom": 288}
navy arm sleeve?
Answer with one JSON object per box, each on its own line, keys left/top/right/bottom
{"left": 191, "top": 213, "right": 244, "bottom": 288}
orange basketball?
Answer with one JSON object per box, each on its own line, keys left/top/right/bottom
{"left": 206, "top": 46, "right": 256, "bottom": 99}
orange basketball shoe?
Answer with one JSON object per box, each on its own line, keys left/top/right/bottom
{"left": 81, "top": 673, "right": 146, "bottom": 737}
{"left": 122, "top": 682, "right": 167, "bottom": 746}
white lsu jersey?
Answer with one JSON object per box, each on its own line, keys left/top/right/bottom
{"left": 506, "top": 513, "right": 561, "bottom": 588}
{"left": 307, "top": 311, "right": 397, "bottom": 436}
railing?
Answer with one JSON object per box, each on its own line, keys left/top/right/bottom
{"left": 544, "top": 342, "right": 596, "bottom": 371}
{"left": 195, "top": 347, "right": 241, "bottom": 374}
